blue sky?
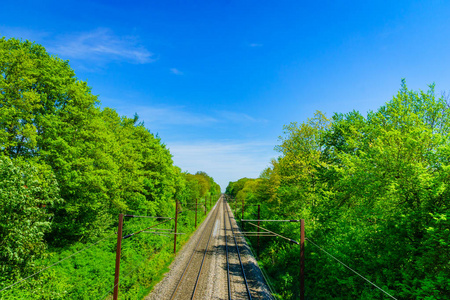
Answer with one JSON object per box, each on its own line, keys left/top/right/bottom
{"left": 1, "top": 1, "right": 450, "bottom": 190}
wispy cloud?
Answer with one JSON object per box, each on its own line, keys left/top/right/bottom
{"left": 104, "top": 98, "right": 266, "bottom": 127}
{"left": 1, "top": 26, "right": 154, "bottom": 65}
{"left": 48, "top": 28, "right": 154, "bottom": 64}
{"left": 0, "top": 26, "right": 49, "bottom": 41}
{"left": 116, "top": 103, "right": 218, "bottom": 126}
{"left": 216, "top": 110, "right": 268, "bottom": 123}
{"left": 249, "top": 43, "right": 263, "bottom": 47}
{"left": 168, "top": 140, "right": 277, "bottom": 190}
{"left": 170, "top": 68, "right": 183, "bottom": 75}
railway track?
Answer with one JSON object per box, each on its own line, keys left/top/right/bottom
{"left": 148, "top": 196, "right": 271, "bottom": 300}
{"left": 169, "top": 197, "right": 221, "bottom": 300}
{"left": 223, "top": 198, "right": 252, "bottom": 300}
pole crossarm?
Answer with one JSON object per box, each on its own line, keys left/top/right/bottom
{"left": 123, "top": 219, "right": 171, "bottom": 240}
{"left": 247, "top": 222, "right": 299, "bottom": 245}
{"left": 241, "top": 219, "right": 300, "bottom": 222}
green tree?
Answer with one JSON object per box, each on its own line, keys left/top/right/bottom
{"left": 0, "top": 157, "right": 61, "bottom": 279}
{"left": 233, "top": 81, "right": 450, "bottom": 299}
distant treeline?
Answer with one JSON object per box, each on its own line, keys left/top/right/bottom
{"left": 0, "top": 37, "right": 220, "bottom": 298}
{"left": 227, "top": 81, "right": 450, "bottom": 299}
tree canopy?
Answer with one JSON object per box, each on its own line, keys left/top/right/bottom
{"left": 0, "top": 37, "right": 221, "bottom": 298}
{"left": 227, "top": 81, "right": 450, "bottom": 299}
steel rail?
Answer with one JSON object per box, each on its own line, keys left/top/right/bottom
{"left": 226, "top": 201, "right": 252, "bottom": 300}
{"left": 240, "top": 233, "right": 278, "bottom": 300}
{"left": 169, "top": 197, "right": 219, "bottom": 300}
{"left": 191, "top": 198, "right": 221, "bottom": 299}
{"left": 224, "top": 199, "right": 232, "bottom": 300}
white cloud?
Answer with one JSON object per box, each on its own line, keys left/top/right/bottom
{"left": 103, "top": 98, "right": 266, "bottom": 127}
{"left": 0, "top": 26, "right": 49, "bottom": 41}
{"left": 1, "top": 26, "right": 154, "bottom": 65}
{"left": 249, "top": 43, "right": 263, "bottom": 47}
{"left": 170, "top": 68, "right": 183, "bottom": 75}
{"left": 168, "top": 140, "right": 278, "bottom": 191}
{"left": 48, "top": 28, "right": 154, "bottom": 64}
{"left": 216, "top": 110, "right": 267, "bottom": 123}
{"left": 117, "top": 104, "right": 218, "bottom": 126}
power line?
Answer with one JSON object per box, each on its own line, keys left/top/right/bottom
{"left": 247, "top": 222, "right": 299, "bottom": 245}
{"left": 306, "top": 237, "right": 398, "bottom": 300}
{"left": 142, "top": 231, "right": 185, "bottom": 235}
{"left": 123, "top": 219, "right": 171, "bottom": 239}
{"left": 148, "top": 228, "right": 173, "bottom": 231}
{"left": 124, "top": 215, "right": 173, "bottom": 219}
{"left": 0, "top": 232, "right": 116, "bottom": 293}
{"left": 242, "top": 219, "right": 300, "bottom": 222}
{"left": 97, "top": 251, "right": 154, "bottom": 300}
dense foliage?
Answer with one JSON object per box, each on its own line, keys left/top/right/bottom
{"left": 227, "top": 81, "right": 450, "bottom": 299}
{"left": 0, "top": 37, "right": 220, "bottom": 299}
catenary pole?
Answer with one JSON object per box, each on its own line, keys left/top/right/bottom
{"left": 195, "top": 198, "right": 198, "bottom": 228}
{"left": 113, "top": 214, "right": 124, "bottom": 300}
{"left": 257, "top": 205, "right": 260, "bottom": 258}
{"left": 173, "top": 201, "right": 179, "bottom": 254}
{"left": 300, "top": 219, "right": 305, "bottom": 300}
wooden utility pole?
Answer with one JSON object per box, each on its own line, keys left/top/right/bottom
{"left": 195, "top": 198, "right": 198, "bottom": 228}
{"left": 241, "top": 198, "right": 245, "bottom": 229}
{"left": 173, "top": 201, "right": 179, "bottom": 254}
{"left": 205, "top": 197, "right": 207, "bottom": 215}
{"left": 300, "top": 219, "right": 305, "bottom": 300}
{"left": 113, "top": 213, "right": 124, "bottom": 300}
{"left": 257, "top": 205, "right": 260, "bottom": 258}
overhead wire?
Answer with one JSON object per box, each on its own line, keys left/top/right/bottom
{"left": 123, "top": 219, "right": 171, "bottom": 239}
{"left": 306, "top": 237, "right": 398, "bottom": 300}
{"left": 147, "top": 228, "right": 173, "bottom": 231}
{"left": 125, "top": 215, "right": 173, "bottom": 219}
{"left": 242, "top": 219, "right": 300, "bottom": 222}
{"left": 0, "top": 232, "right": 116, "bottom": 293}
{"left": 97, "top": 251, "right": 154, "bottom": 300}
{"left": 247, "top": 222, "right": 299, "bottom": 245}
{"left": 97, "top": 217, "right": 174, "bottom": 298}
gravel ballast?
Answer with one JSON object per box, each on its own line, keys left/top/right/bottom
{"left": 145, "top": 196, "right": 274, "bottom": 300}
